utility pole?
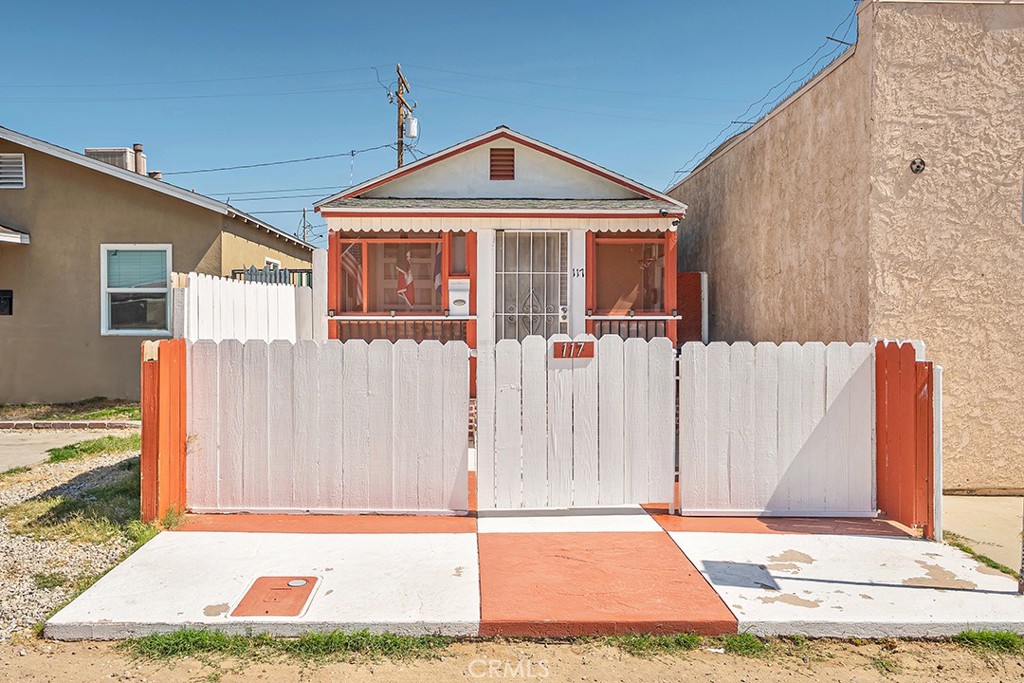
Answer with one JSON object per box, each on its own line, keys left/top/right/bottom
{"left": 299, "top": 208, "right": 310, "bottom": 243}
{"left": 394, "top": 63, "right": 412, "bottom": 167}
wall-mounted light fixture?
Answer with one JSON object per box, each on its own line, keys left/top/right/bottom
{"left": 910, "top": 158, "right": 926, "bottom": 174}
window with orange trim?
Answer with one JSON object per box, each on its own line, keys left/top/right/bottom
{"left": 594, "top": 239, "right": 666, "bottom": 314}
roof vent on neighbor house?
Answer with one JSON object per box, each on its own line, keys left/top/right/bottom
{"left": 490, "top": 147, "right": 515, "bottom": 181}
{"left": 85, "top": 146, "right": 147, "bottom": 175}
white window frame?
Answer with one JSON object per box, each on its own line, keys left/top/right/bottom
{"left": 0, "top": 153, "right": 26, "bottom": 189}
{"left": 264, "top": 257, "right": 282, "bottom": 268}
{"left": 100, "top": 243, "right": 173, "bottom": 337}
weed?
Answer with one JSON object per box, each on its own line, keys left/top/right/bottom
{"left": 605, "top": 633, "right": 702, "bottom": 657}
{"left": 1, "top": 466, "right": 31, "bottom": 478}
{"left": 944, "top": 532, "right": 1019, "bottom": 578}
{"left": 952, "top": 630, "right": 1024, "bottom": 654}
{"left": 719, "top": 632, "right": 769, "bottom": 657}
{"left": 31, "top": 572, "right": 68, "bottom": 590}
{"left": 161, "top": 506, "right": 185, "bottom": 530}
{"left": 119, "top": 628, "right": 452, "bottom": 662}
{"left": 870, "top": 654, "right": 900, "bottom": 675}
{"left": 46, "top": 434, "right": 141, "bottom": 463}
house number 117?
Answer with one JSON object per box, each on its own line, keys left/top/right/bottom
{"left": 571, "top": 267, "right": 585, "bottom": 277}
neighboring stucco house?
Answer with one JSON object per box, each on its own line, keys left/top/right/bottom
{"left": 0, "top": 125, "right": 314, "bottom": 403}
{"left": 314, "top": 127, "right": 687, "bottom": 361}
{"left": 667, "top": 0, "right": 1024, "bottom": 492}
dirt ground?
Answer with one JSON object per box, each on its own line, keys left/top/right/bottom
{"left": 3, "top": 638, "right": 1023, "bottom": 683}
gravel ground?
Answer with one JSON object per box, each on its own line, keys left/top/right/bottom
{"left": 0, "top": 451, "right": 139, "bottom": 642}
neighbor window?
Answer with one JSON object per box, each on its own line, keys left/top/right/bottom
{"left": 265, "top": 257, "right": 282, "bottom": 268}
{"left": 595, "top": 240, "right": 666, "bottom": 314}
{"left": 100, "top": 244, "right": 172, "bottom": 335}
{"left": 0, "top": 154, "right": 25, "bottom": 189}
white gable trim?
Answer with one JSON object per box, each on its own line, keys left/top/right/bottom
{"left": 314, "top": 127, "right": 687, "bottom": 209}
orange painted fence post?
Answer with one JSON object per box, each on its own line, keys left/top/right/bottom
{"left": 874, "top": 341, "right": 939, "bottom": 539}
{"left": 140, "top": 339, "right": 188, "bottom": 524}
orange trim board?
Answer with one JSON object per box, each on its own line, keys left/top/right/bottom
{"left": 478, "top": 532, "right": 736, "bottom": 637}
{"left": 180, "top": 514, "right": 477, "bottom": 534}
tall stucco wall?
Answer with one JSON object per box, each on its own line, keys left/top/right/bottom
{"left": 866, "top": 1, "right": 1024, "bottom": 490}
{"left": 668, "top": 48, "right": 872, "bottom": 343}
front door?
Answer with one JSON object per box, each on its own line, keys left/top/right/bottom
{"left": 495, "top": 231, "right": 568, "bottom": 341}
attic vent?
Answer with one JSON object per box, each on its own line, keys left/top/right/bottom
{"left": 0, "top": 154, "right": 26, "bottom": 189}
{"left": 490, "top": 148, "right": 515, "bottom": 181}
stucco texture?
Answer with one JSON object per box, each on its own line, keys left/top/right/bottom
{"left": 669, "top": 1, "right": 1024, "bottom": 490}
{"left": 0, "top": 141, "right": 310, "bottom": 403}
{"left": 867, "top": 2, "right": 1024, "bottom": 491}
{"left": 669, "top": 46, "right": 872, "bottom": 343}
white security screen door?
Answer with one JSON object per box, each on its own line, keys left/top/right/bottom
{"left": 495, "top": 231, "right": 568, "bottom": 341}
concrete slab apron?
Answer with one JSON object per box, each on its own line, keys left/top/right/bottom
{"left": 670, "top": 531, "right": 1024, "bottom": 638}
{"left": 46, "top": 531, "right": 480, "bottom": 640}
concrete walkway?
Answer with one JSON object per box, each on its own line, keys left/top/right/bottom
{"left": 0, "top": 429, "right": 135, "bottom": 471}
{"left": 46, "top": 507, "right": 1024, "bottom": 640}
{"left": 943, "top": 494, "right": 1023, "bottom": 572}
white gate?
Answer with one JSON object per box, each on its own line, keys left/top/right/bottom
{"left": 186, "top": 339, "right": 470, "bottom": 514}
{"left": 678, "top": 342, "right": 875, "bottom": 516}
{"left": 476, "top": 334, "right": 676, "bottom": 509}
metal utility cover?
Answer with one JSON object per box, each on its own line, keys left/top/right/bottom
{"left": 230, "top": 576, "right": 319, "bottom": 617}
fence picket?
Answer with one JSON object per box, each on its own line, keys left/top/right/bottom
{"left": 217, "top": 340, "right": 244, "bottom": 509}
{"left": 705, "top": 343, "right": 731, "bottom": 506}
{"left": 728, "top": 342, "right": 756, "bottom": 510}
{"left": 292, "top": 340, "right": 319, "bottom": 507}
{"left": 242, "top": 341, "right": 270, "bottom": 507}
{"left": 188, "top": 341, "right": 219, "bottom": 510}
{"left": 342, "top": 341, "right": 370, "bottom": 509}
{"left": 318, "top": 341, "right": 345, "bottom": 508}
{"left": 443, "top": 341, "right": 470, "bottom": 511}
{"left": 547, "top": 335, "right": 574, "bottom": 507}
{"left": 521, "top": 336, "right": 548, "bottom": 508}
{"left": 417, "top": 341, "right": 445, "bottom": 509}
{"left": 679, "top": 343, "right": 707, "bottom": 511}
{"left": 267, "top": 340, "right": 295, "bottom": 508}
{"left": 752, "top": 343, "right": 779, "bottom": 509}
{"left": 623, "top": 338, "right": 651, "bottom": 503}
{"left": 597, "top": 335, "right": 625, "bottom": 505}
{"left": 476, "top": 343, "right": 497, "bottom": 510}
{"left": 648, "top": 338, "right": 676, "bottom": 509}
{"left": 572, "top": 334, "right": 599, "bottom": 506}
{"left": 368, "top": 340, "right": 396, "bottom": 509}
{"left": 494, "top": 340, "right": 523, "bottom": 508}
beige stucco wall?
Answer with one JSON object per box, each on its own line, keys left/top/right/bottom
{"left": 219, "top": 227, "right": 310, "bottom": 274}
{"left": 865, "top": 1, "right": 1024, "bottom": 491}
{"left": 668, "top": 45, "right": 872, "bottom": 343}
{"left": 668, "top": 0, "right": 1024, "bottom": 491}
{"left": 0, "top": 141, "right": 310, "bottom": 403}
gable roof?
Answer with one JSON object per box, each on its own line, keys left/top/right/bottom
{"left": 314, "top": 126, "right": 687, "bottom": 214}
{"left": 0, "top": 125, "right": 313, "bottom": 251}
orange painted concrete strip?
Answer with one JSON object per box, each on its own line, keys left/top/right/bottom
{"left": 642, "top": 506, "right": 914, "bottom": 538}
{"left": 467, "top": 470, "right": 478, "bottom": 514}
{"left": 179, "top": 513, "right": 477, "bottom": 534}
{"left": 478, "top": 532, "right": 737, "bottom": 637}
{"left": 231, "top": 576, "right": 318, "bottom": 617}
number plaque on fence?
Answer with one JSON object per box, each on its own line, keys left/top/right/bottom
{"left": 552, "top": 341, "right": 594, "bottom": 359}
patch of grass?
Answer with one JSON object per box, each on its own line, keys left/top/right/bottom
{"left": 0, "top": 397, "right": 140, "bottom": 422}
{"left": 31, "top": 572, "right": 68, "bottom": 590}
{"left": 119, "top": 628, "right": 452, "bottom": 662}
{"left": 952, "top": 630, "right": 1024, "bottom": 654}
{"left": 1, "top": 458, "right": 151, "bottom": 544}
{"left": 161, "top": 506, "right": 185, "bottom": 530}
{"left": 1, "top": 466, "right": 31, "bottom": 478}
{"left": 870, "top": 654, "right": 900, "bottom": 675}
{"left": 719, "top": 633, "right": 770, "bottom": 657}
{"left": 605, "top": 633, "right": 702, "bottom": 657}
{"left": 46, "top": 433, "right": 141, "bottom": 463}
{"left": 944, "top": 531, "right": 1020, "bottom": 579}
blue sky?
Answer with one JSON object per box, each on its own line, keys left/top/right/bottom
{"left": 1, "top": 1, "right": 858, "bottom": 245}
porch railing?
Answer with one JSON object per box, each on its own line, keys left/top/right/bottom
{"left": 589, "top": 316, "right": 679, "bottom": 342}
{"left": 332, "top": 316, "right": 472, "bottom": 343}
{"left": 231, "top": 265, "right": 313, "bottom": 287}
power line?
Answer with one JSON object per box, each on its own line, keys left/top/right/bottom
{"left": 207, "top": 185, "right": 347, "bottom": 197}
{"left": 0, "top": 65, "right": 390, "bottom": 89}
{"left": 405, "top": 64, "right": 748, "bottom": 104}
{"left": 415, "top": 83, "right": 721, "bottom": 127}
{"left": 225, "top": 193, "right": 332, "bottom": 202}
{"left": 164, "top": 144, "right": 394, "bottom": 176}
{"left": 0, "top": 83, "right": 380, "bottom": 104}
{"left": 666, "top": 3, "right": 859, "bottom": 188}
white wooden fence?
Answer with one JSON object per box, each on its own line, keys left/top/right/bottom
{"left": 186, "top": 339, "right": 470, "bottom": 514}
{"left": 476, "top": 335, "right": 676, "bottom": 510}
{"left": 174, "top": 272, "right": 313, "bottom": 343}
{"left": 678, "top": 342, "right": 875, "bottom": 516}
